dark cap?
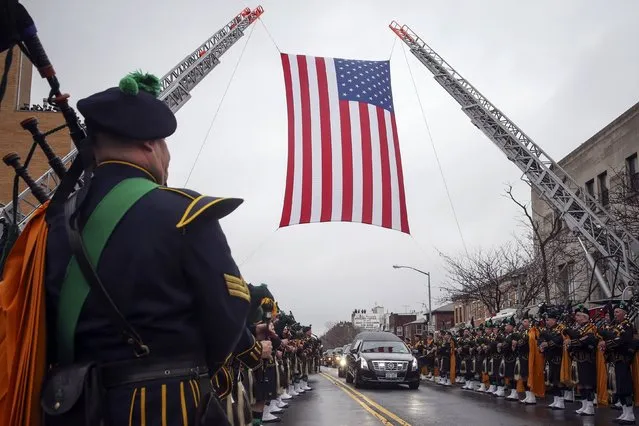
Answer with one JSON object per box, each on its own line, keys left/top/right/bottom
{"left": 77, "top": 71, "right": 176, "bottom": 140}
{"left": 614, "top": 301, "right": 629, "bottom": 312}
{"left": 574, "top": 304, "right": 589, "bottom": 315}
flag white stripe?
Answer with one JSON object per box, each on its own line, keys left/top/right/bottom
{"left": 307, "top": 55, "right": 323, "bottom": 222}
{"left": 385, "top": 109, "right": 400, "bottom": 231}
{"left": 349, "top": 102, "right": 363, "bottom": 223}
{"left": 289, "top": 55, "right": 303, "bottom": 225}
{"left": 368, "top": 104, "right": 382, "bottom": 225}
{"left": 280, "top": 53, "right": 410, "bottom": 234}
{"left": 324, "top": 58, "right": 343, "bottom": 221}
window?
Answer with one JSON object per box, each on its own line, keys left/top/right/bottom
{"left": 597, "top": 172, "right": 609, "bottom": 206}
{"left": 627, "top": 153, "right": 638, "bottom": 192}
{"left": 360, "top": 341, "right": 410, "bottom": 354}
{"left": 395, "top": 326, "right": 403, "bottom": 336}
{"left": 585, "top": 179, "right": 595, "bottom": 197}
{"left": 557, "top": 262, "right": 574, "bottom": 301}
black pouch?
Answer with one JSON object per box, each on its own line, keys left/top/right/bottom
{"left": 195, "top": 384, "right": 232, "bottom": 426}
{"left": 40, "top": 362, "right": 106, "bottom": 426}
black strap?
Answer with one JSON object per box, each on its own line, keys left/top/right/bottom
{"left": 63, "top": 183, "right": 150, "bottom": 360}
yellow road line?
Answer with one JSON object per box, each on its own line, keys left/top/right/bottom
{"left": 335, "top": 379, "right": 413, "bottom": 426}
{"left": 320, "top": 372, "right": 413, "bottom": 426}
{"left": 320, "top": 373, "right": 393, "bottom": 425}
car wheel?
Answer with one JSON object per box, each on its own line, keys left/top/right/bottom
{"left": 346, "top": 371, "right": 353, "bottom": 383}
{"left": 354, "top": 370, "right": 362, "bottom": 388}
{"left": 409, "top": 381, "right": 420, "bottom": 390}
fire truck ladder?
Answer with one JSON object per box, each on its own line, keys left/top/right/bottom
{"left": 389, "top": 21, "right": 639, "bottom": 297}
{"left": 0, "top": 6, "right": 264, "bottom": 229}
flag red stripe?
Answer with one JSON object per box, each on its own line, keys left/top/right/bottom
{"left": 359, "top": 103, "right": 373, "bottom": 224}
{"left": 377, "top": 107, "right": 392, "bottom": 229}
{"left": 390, "top": 114, "right": 409, "bottom": 233}
{"left": 297, "top": 56, "right": 313, "bottom": 224}
{"left": 315, "top": 57, "right": 333, "bottom": 222}
{"left": 279, "top": 54, "right": 295, "bottom": 227}
{"left": 339, "top": 100, "right": 353, "bottom": 222}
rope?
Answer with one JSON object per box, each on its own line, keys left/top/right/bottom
{"left": 400, "top": 42, "right": 469, "bottom": 256}
{"left": 257, "top": 17, "right": 282, "bottom": 53}
{"left": 388, "top": 37, "right": 397, "bottom": 60}
{"left": 238, "top": 227, "right": 279, "bottom": 267}
{"left": 182, "top": 23, "right": 256, "bottom": 187}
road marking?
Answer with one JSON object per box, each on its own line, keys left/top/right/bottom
{"left": 320, "top": 372, "right": 413, "bottom": 426}
{"left": 320, "top": 373, "right": 393, "bottom": 425}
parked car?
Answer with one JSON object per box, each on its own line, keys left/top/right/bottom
{"left": 331, "top": 347, "right": 344, "bottom": 368}
{"left": 345, "top": 331, "right": 420, "bottom": 389}
{"left": 338, "top": 344, "right": 351, "bottom": 378}
{"left": 323, "top": 349, "right": 334, "bottom": 367}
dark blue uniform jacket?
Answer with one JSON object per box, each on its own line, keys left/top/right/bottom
{"left": 45, "top": 161, "right": 250, "bottom": 375}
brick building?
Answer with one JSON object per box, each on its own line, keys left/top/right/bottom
{"left": 388, "top": 313, "right": 416, "bottom": 337}
{"left": 403, "top": 318, "right": 428, "bottom": 340}
{"left": 0, "top": 49, "right": 73, "bottom": 211}
{"left": 430, "top": 303, "right": 455, "bottom": 331}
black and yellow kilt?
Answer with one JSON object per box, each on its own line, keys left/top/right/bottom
{"left": 107, "top": 377, "right": 203, "bottom": 426}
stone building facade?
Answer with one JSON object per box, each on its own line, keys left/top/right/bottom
{"left": 530, "top": 101, "right": 639, "bottom": 303}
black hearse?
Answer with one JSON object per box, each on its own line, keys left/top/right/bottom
{"left": 345, "top": 331, "right": 419, "bottom": 389}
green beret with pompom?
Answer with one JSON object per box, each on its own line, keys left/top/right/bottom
{"left": 77, "top": 69, "right": 176, "bottom": 140}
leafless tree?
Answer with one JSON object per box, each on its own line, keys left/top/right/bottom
{"left": 605, "top": 165, "right": 639, "bottom": 240}
{"left": 440, "top": 243, "right": 519, "bottom": 315}
{"left": 319, "top": 321, "right": 361, "bottom": 349}
{"left": 505, "top": 185, "right": 589, "bottom": 304}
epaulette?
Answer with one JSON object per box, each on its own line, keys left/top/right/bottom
{"left": 159, "top": 187, "right": 244, "bottom": 228}
{"left": 235, "top": 337, "right": 263, "bottom": 370}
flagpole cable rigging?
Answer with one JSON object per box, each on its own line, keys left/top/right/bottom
{"left": 257, "top": 17, "right": 282, "bottom": 53}
{"left": 399, "top": 43, "right": 469, "bottom": 256}
{"left": 388, "top": 37, "right": 397, "bottom": 60}
{"left": 238, "top": 226, "right": 280, "bottom": 267}
{"left": 182, "top": 23, "right": 256, "bottom": 186}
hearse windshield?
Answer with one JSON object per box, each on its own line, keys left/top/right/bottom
{"left": 360, "top": 341, "right": 409, "bottom": 354}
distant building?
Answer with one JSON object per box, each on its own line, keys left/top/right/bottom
{"left": 431, "top": 303, "right": 455, "bottom": 331}
{"left": 403, "top": 317, "right": 428, "bottom": 340}
{"left": 388, "top": 313, "right": 416, "bottom": 337}
{"left": 351, "top": 306, "right": 386, "bottom": 331}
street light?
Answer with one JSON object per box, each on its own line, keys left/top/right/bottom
{"left": 393, "top": 265, "right": 432, "bottom": 331}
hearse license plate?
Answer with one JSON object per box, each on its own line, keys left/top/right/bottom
{"left": 385, "top": 372, "right": 397, "bottom": 379}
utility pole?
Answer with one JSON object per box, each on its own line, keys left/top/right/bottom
{"left": 393, "top": 265, "right": 432, "bottom": 332}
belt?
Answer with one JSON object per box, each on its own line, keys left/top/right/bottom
{"left": 101, "top": 357, "right": 209, "bottom": 389}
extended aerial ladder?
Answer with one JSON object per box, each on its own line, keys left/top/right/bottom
{"left": 389, "top": 21, "right": 639, "bottom": 298}
{"left": 0, "top": 5, "right": 264, "bottom": 230}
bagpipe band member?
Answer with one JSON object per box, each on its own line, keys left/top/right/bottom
{"left": 39, "top": 71, "right": 250, "bottom": 426}
{"left": 226, "top": 328, "right": 263, "bottom": 426}
{"left": 600, "top": 301, "right": 637, "bottom": 424}
{"left": 437, "top": 331, "right": 453, "bottom": 386}
{"left": 564, "top": 305, "right": 598, "bottom": 417}
{"left": 515, "top": 314, "right": 537, "bottom": 405}
{"left": 538, "top": 309, "right": 566, "bottom": 410}
{"left": 500, "top": 317, "right": 519, "bottom": 401}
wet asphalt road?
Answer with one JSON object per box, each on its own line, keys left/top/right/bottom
{"left": 279, "top": 368, "right": 632, "bottom": 425}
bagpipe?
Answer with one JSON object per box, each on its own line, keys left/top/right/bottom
{"left": 0, "top": 1, "right": 90, "bottom": 270}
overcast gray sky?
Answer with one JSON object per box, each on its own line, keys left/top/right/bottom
{"left": 28, "top": 0, "right": 639, "bottom": 335}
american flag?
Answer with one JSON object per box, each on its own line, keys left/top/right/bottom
{"left": 279, "top": 53, "right": 410, "bottom": 234}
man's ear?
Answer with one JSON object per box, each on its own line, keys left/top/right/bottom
{"left": 141, "top": 139, "right": 155, "bottom": 152}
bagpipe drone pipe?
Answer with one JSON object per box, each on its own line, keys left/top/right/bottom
{"left": 0, "top": 1, "right": 89, "bottom": 271}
